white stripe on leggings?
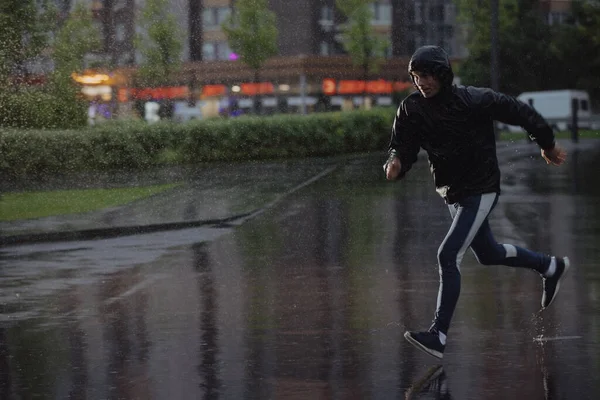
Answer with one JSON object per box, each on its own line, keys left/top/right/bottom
{"left": 444, "top": 193, "right": 497, "bottom": 272}
{"left": 437, "top": 193, "right": 497, "bottom": 312}
{"left": 503, "top": 244, "right": 517, "bottom": 258}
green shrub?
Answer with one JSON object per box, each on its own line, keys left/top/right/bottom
{"left": 0, "top": 108, "right": 397, "bottom": 177}
{"left": 0, "top": 88, "right": 87, "bottom": 129}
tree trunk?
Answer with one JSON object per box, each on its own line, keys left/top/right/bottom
{"left": 189, "top": 0, "right": 204, "bottom": 61}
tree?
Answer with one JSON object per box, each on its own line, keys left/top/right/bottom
{"left": 135, "top": 0, "right": 183, "bottom": 87}
{"left": 456, "top": 0, "right": 600, "bottom": 106}
{"left": 51, "top": 3, "right": 101, "bottom": 83}
{"left": 336, "top": 0, "right": 389, "bottom": 107}
{"left": 0, "top": 0, "right": 55, "bottom": 88}
{"left": 0, "top": 0, "right": 95, "bottom": 128}
{"left": 553, "top": 0, "right": 600, "bottom": 106}
{"left": 47, "top": 2, "right": 102, "bottom": 127}
{"left": 455, "top": 0, "right": 562, "bottom": 95}
{"left": 222, "top": 0, "right": 278, "bottom": 114}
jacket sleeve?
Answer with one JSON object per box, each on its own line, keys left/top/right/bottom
{"left": 387, "top": 98, "right": 421, "bottom": 180}
{"left": 469, "top": 87, "right": 556, "bottom": 150}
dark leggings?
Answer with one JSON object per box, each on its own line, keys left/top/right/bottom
{"left": 434, "top": 192, "right": 551, "bottom": 335}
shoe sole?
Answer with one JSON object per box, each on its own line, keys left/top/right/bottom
{"left": 404, "top": 332, "right": 444, "bottom": 359}
{"left": 543, "top": 256, "right": 571, "bottom": 309}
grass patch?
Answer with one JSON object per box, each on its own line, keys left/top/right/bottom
{"left": 0, "top": 183, "right": 180, "bottom": 221}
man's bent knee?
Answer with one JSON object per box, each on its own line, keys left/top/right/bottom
{"left": 473, "top": 244, "right": 512, "bottom": 266}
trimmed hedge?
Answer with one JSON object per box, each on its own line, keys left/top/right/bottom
{"left": 0, "top": 88, "right": 87, "bottom": 130}
{"left": 0, "top": 108, "right": 396, "bottom": 177}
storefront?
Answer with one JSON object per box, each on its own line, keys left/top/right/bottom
{"left": 82, "top": 55, "right": 424, "bottom": 122}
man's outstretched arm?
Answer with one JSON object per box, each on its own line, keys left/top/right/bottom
{"left": 471, "top": 87, "right": 567, "bottom": 166}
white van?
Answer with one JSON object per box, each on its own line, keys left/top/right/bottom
{"left": 500, "top": 90, "right": 591, "bottom": 132}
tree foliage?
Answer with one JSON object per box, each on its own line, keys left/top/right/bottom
{"left": 553, "top": 0, "right": 600, "bottom": 103}
{"left": 222, "top": 0, "right": 279, "bottom": 74}
{"left": 336, "top": 0, "right": 389, "bottom": 79}
{"left": 456, "top": 0, "right": 558, "bottom": 95}
{"left": 135, "top": 0, "right": 183, "bottom": 87}
{"left": 51, "top": 3, "right": 101, "bottom": 86}
{"left": 45, "top": 3, "right": 102, "bottom": 127}
{"left": 0, "top": 0, "right": 55, "bottom": 87}
{"left": 0, "top": 0, "right": 93, "bottom": 128}
{"left": 222, "top": 0, "right": 278, "bottom": 114}
{"left": 456, "top": 0, "right": 600, "bottom": 102}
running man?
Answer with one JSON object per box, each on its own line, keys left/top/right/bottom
{"left": 384, "top": 45, "right": 570, "bottom": 360}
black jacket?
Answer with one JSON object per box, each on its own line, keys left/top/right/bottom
{"left": 388, "top": 86, "right": 556, "bottom": 204}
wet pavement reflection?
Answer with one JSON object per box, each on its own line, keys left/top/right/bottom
{"left": 1, "top": 145, "right": 600, "bottom": 399}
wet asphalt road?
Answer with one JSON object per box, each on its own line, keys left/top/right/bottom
{"left": 0, "top": 145, "right": 599, "bottom": 399}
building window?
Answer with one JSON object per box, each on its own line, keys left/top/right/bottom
{"left": 115, "top": 23, "right": 126, "bottom": 42}
{"left": 548, "top": 11, "right": 567, "bottom": 25}
{"left": 320, "top": 41, "right": 330, "bottom": 55}
{"left": 216, "top": 7, "right": 231, "bottom": 25}
{"left": 203, "top": 7, "right": 231, "bottom": 29}
{"left": 321, "top": 5, "right": 333, "bottom": 22}
{"left": 203, "top": 8, "right": 215, "bottom": 27}
{"left": 216, "top": 41, "right": 232, "bottom": 60}
{"left": 204, "top": 8, "right": 217, "bottom": 28}
{"left": 320, "top": 5, "right": 334, "bottom": 31}
{"left": 370, "top": 2, "right": 391, "bottom": 25}
{"left": 203, "top": 41, "right": 232, "bottom": 61}
{"left": 203, "top": 42, "right": 216, "bottom": 60}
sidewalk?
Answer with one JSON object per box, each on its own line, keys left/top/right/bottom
{"left": 1, "top": 138, "right": 598, "bottom": 246}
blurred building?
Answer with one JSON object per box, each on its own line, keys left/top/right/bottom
{"left": 20, "top": 0, "right": 575, "bottom": 123}
{"left": 73, "top": 1, "right": 473, "bottom": 116}
{"left": 91, "top": 0, "right": 467, "bottom": 65}
{"left": 89, "top": 0, "right": 136, "bottom": 66}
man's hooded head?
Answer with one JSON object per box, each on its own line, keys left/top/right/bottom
{"left": 408, "top": 46, "right": 454, "bottom": 90}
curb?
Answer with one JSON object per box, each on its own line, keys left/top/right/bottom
{"left": 0, "top": 212, "right": 253, "bottom": 247}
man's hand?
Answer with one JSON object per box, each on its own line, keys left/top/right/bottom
{"left": 541, "top": 145, "right": 567, "bottom": 166}
{"left": 384, "top": 156, "right": 402, "bottom": 180}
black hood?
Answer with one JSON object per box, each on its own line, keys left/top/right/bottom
{"left": 408, "top": 45, "right": 454, "bottom": 88}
